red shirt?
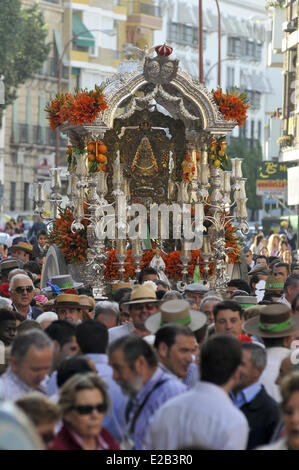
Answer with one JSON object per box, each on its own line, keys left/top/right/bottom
{"left": 51, "top": 422, "right": 120, "bottom": 451}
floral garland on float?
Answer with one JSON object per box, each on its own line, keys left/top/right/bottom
{"left": 48, "top": 205, "right": 241, "bottom": 279}
{"left": 45, "top": 86, "right": 107, "bottom": 130}
{"left": 46, "top": 83, "right": 245, "bottom": 281}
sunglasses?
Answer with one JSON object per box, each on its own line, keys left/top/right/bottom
{"left": 41, "top": 431, "right": 55, "bottom": 445}
{"left": 15, "top": 286, "right": 33, "bottom": 294}
{"left": 71, "top": 403, "right": 108, "bottom": 415}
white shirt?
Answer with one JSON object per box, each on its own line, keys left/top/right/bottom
{"left": 278, "top": 296, "right": 291, "bottom": 310}
{"left": 258, "top": 347, "right": 290, "bottom": 402}
{"left": 108, "top": 322, "right": 135, "bottom": 343}
{"left": 144, "top": 381, "right": 249, "bottom": 450}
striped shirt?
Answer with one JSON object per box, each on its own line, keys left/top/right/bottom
{"left": 0, "top": 368, "right": 40, "bottom": 402}
{"left": 126, "top": 366, "right": 187, "bottom": 450}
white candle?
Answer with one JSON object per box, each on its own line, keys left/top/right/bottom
{"left": 239, "top": 200, "right": 247, "bottom": 218}
{"left": 132, "top": 238, "right": 142, "bottom": 257}
{"left": 239, "top": 178, "right": 247, "bottom": 199}
{"left": 202, "top": 151, "right": 208, "bottom": 165}
{"left": 37, "top": 183, "right": 45, "bottom": 202}
{"left": 202, "top": 236, "right": 211, "bottom": 255}
{"left": 181, "top": 239, "right": 190, "bottom": 257}
{"left": 231, "top": 159, "right": 236, "bottom": 179}
{"left": 223, "top": 171, "right": 231, "bottom": 193}
{"left": 117, "top": 239, "right": 126, "bottom": 256}
{"left": 235, "top": 159, "right": 243, "bottom": 178}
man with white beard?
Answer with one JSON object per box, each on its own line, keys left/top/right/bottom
{"left": 108, "top": 335, "right": 187, "bottom": 450}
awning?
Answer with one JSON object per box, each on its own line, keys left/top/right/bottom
{"left": 53, "top": 30, "right": 69, "bottom": 66}
{"left": 72, "top": 13, "right": 95, "bottom": 48}
{"left": 177, "top": 2, "right": 195, "bottom": 25}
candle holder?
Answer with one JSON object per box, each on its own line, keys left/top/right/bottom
{"left": 132, "top": 237, "right": 143, "bottom": 275}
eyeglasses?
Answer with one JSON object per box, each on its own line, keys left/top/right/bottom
{"left": 132, "top": 303, "right": 156, "bottom": 311}
{"left": 15, "top": 286, "right": 33, "bottom": 294}
{"left": 71, "top": 403, "right": 108, "bottom": 415}
{"left": 41, "top": 431, "right": 55, "bottom": 445}
{"left": 82, "top": 307, "right": 94, "bottom": 312}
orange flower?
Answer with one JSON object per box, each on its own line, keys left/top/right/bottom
{"left": 212, "top": 88, "right": 250, "bottom": 128}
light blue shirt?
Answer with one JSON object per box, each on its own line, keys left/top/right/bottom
{"left": 231, "top": 382, "right": 262, "bottom": 408}
{"left": 127, "top": 366, "right": 188, "bottom": 450}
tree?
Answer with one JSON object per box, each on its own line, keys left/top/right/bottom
{"left": 0, "top": 0, "right": 50, "bottom": 122}
{"left": 227, "top": 138, "right": 263, "bottom": 220}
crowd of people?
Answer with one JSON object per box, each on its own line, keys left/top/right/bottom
{"left": 1, "top": 218, "right": 299, "bottom": 450}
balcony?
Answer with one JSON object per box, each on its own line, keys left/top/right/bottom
{"left": 127, "top": 1, "right": 162, "bottom": 30}
{"left": 11, "top": 124, "right": 66, "bottom": 148}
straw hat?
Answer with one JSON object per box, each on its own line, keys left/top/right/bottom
{"left": 54, "top": 294, "right": 82, "bottom": 310}
{"left": 145, "top": 299, "right": 207, "bottom": 333}
{"left": 9, "top": 242, "right": 33, "bottom": 255}
{"left": 243, "top": 303, "right": 299, "bottom": 338}
{"left": 265, "top": 275, "right": 284, "bottom": 293}
{"left": 111, "top": 281, "right": 133, "bottom": 294}
{"left": 0, "top": 259, "right": 20, "bottom": 272}
{"left": 233, "top": 296, "right": 257, "bottom": 310}
{"left": 123, "top": 284, "right": 159, "bottom": 305}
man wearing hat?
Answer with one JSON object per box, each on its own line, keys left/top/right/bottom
{"left": 184, "top": 283, "right": 209, "bottom": 307}
{"left": 273, "top": 262, "right": 290, "bottom": 283}
{"left": 213, "top": 300, "right": 245, "bottom": 337}
{"left": 146, "top": 300, "right": 206, "bottom": 383}
{"left": 278, "top": 273, "right": 299, "bottom": 309}
{"left": 0, "top": 259, "right": 22, "bottom": 283}
{"left": 243, "top": 303, "right": 299, "bottom": 401}
{"left": 54, "top": 294, "right": 82, "bottom": 325}
{"left": 9, "top": 242, "right": 33, "bottom": 264}
{"left": 109, "top": 284, "right": 159, "bottom": 343}
{"left": 263, "top": 275, "right": 284, "bottom": 302}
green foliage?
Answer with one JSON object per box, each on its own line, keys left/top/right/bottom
{"left": 227, "top": 138, "right": 263, "bottom": 213}
{"left": 0, "top": 0, "right": 50, "bottom": 118}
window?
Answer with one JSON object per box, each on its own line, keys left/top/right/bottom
{"left": 182, "top": 25, "right": 193, "bottom": 43}
{"left": 227, "top": 37, "right": 241, "bottom": 56}
{"left": 258, "top": 120, "right": 262, "bottom": 141}
{"left": 10, "top": 182, "right": 16, "bottom": 212}
{"left": 255, "top": 43, "right": 262, "bottom": 61}
{"left": 23, "top": 183, "right": 30, "bottom": 211}
{"left": 227, "top": 67, "right": 235, "bottom": 89}
{"left": 167, "top": 22, "right": 203, "bottom": 48}
{"left": 245, "top": 40, "right": 255, "bottom": 57}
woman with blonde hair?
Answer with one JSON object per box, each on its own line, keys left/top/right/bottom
{"left": 79, "top": 296, "right": 96, "bottom": 322}
{"left": 51, "top": 373, "right": 119, "bottom": 450}
{"left": 257, "top": 372, "right": 299, "bottom": 450}
{"left": 267, "top": 233, "right": 280, "bottom": 257}
{"left": 250, "top": 234, "right": 265, "bottom": 255}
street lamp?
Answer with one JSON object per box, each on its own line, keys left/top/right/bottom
{"left": 199, "top": 0, "right": 221, "bottom": 86}
{"left": 55, "top": 28, "right": 117, "bottom": 166}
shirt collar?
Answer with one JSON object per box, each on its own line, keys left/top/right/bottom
{"left": 66, "top": 424, "right": 108, "bottom": 450}
{"left": 133, "top": 367, "right": 164, "bottom": 405}
{"left": 6, "top": 367, "right": 36, "bottom": 394}
{"left": 13, "top": 304, "right": 32, "bottom": 319}
{"left": 86, "top": 353, "right": 108, "bottom": 365}
{"left": 232, "top": 382, "right": 262, "bottom": 405}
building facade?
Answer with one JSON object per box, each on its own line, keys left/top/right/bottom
{"left": 280, "top": 0, "right": 299, "bottom": 163}
{"left": 154, "top": 0, "right": 283, "bottom": 153}
{"left": 3, "top": 0, "right": 66, "bottom": 214}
